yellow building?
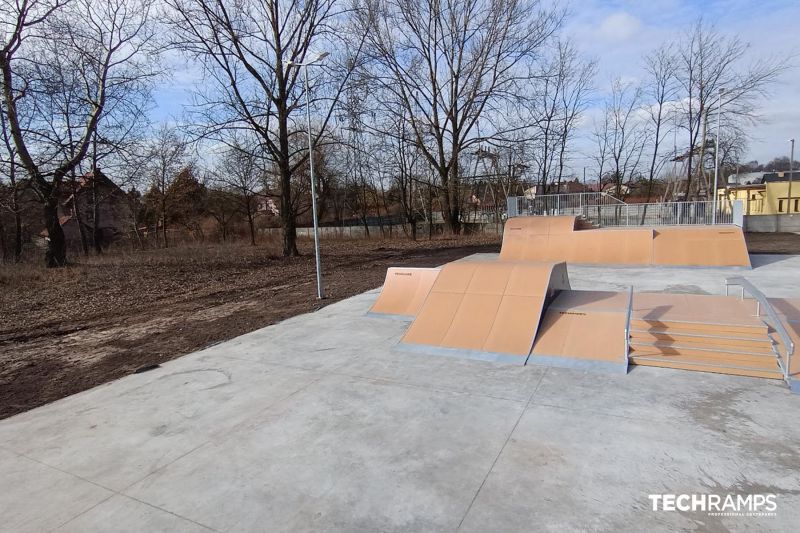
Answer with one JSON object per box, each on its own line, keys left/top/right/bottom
{"left": 719, "top": 180, "right": 800, "bottom": 215}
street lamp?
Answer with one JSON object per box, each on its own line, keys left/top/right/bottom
{"left": 790, "top": 138, "right": 795, "bottom": 216}
{"left": 712, "top": 87, "right": 725, "bottom": 225}
{"left": 286, "top": 51, "right": 329, "bottom": 299}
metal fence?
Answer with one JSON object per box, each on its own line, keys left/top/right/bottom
{"left": 507, "top": 192, "right": 625, "bottom": 219}
{"left": 576, "top": 201, "right": 734, "bottom": 227}
{"left": 507, "top": 193, "right": 738, "bottom": 227}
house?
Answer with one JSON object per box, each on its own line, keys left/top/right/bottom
{"left": 728, "top": 170, "right": 800, "bottom": 186}
{"left": 39, "top": 170, "right": 132, "bottom": 249}
{"left": 719, "top": 179, "right": 800, "bottom": 215}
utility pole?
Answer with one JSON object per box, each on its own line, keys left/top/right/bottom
{"left": 790, "top": 138, "right": 795, "bottom": 216}
{"left": 712, "top": 88, "right": 725, "bottom": 224}
{"left": 286, "top": 52, "right": 329, "bottom": 299}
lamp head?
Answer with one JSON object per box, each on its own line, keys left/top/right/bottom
{"left": 307, "top": 51, "right": 330, "bottom": 64}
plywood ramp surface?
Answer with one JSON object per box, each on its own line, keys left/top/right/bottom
{"left": 499, "top": 216, "right": 750, "bottom": 267}
{"left": 369, "top": 267, "right": 440, "bottom": 317}
{"left": 499, "top": 216, "right": 577, "bottom": 261}
{"left": 401, "top": 261, "right": 570, "bottom": 361}
{"left": 530, "top": 290, "right": 627, "bottom": 370}
{"left": 632, "top": 293, "right": 765, "bottom": 330}
{"left": 652, "top": 226, "right": 750, "bottom": 267}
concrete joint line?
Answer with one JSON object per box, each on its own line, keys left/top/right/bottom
{"left": 456, "top": 368, "right": 549, "bottom": 530}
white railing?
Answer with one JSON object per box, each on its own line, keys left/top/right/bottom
{"left": 725, "top": 277, "right": 794, "bottom": 382}
{"left": 507, "top": 194, "right": 737, "bottom": 227}
{"left": 592, "top": 201, "right": 733, "bottom": 227}
{"left": 507, "top": 192, "right": 625, "bottom": 219}
{"left": 624, "top": 286, "right": 634, "bottom": 365}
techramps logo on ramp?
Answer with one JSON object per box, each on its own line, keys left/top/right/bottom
{"left": 648, "top": 493, "right": 778, "bottom": 518}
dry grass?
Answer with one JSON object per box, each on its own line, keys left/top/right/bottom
{"left": 0, "top": 233, "right": 502, "bottom": 419}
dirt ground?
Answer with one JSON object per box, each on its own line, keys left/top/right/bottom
{"left": 0, "top": 236, "right": 501, "bottom": 419}
{"left": 744, "top": 232, "right": 800, "bottom": 254}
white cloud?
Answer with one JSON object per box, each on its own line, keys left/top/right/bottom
{"left": 598, "top": 12, "right": 642, "bottom": 42}
{"left": 561, "top": 0, "right": 800, "bottom": 174}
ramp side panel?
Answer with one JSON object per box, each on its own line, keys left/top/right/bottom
{"left": 369, "top": 267, "right": 440, "bottom": 317}
{"left": 652, "top": 226, "right": 750, "bottom": 267}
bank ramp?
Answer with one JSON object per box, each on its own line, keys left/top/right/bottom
{"left": 399, "top": 261, "right": 570, "bottom": 364}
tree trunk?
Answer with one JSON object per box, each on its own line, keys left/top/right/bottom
{"left": 70, "top": 173, "right": 90, "bottom": 256}
{"left": 427, "top": 182, "right": 434, "bottom": 239}
{"left": 92, "top": 176, "right": 103, "bottom": 254}
{"left": 44, "top": 197, "right": 67, "bottom": 267}
{"left": 12, "top": 181, "right": 22, "bottom": 262}
{"left": 282, "top": 205, "right": 298, "bottom": 256}
{"left": 445, "top": 156, "right": 461, "bottom": 234}
{"left": 246, "top": 199, "right": 256, "bottom": 246}
{"left": 0, "top": 214, "right": 7, "bottom": 263}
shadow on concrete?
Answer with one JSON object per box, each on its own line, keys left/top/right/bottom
{"left": 750, "top": 254, "right": 794, "bottom": 268}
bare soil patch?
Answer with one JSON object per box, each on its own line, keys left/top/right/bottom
{"left": 0, "top": 236, "right": 500, "bottom": 419}
{"left": 744, "top": 232, "right": 800, "bottom": 254}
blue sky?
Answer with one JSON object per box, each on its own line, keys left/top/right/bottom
{"left": 563, "top": 0, "right": 800, "bottom": 170}
{"left": 152, "top": 0, "right": 800, "bottom": 174}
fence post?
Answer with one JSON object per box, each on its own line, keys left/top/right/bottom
{"left": 732, "top": 199, "right": 744, "bottom": 227}
{"left": 507, "top": 196, "right": 519, "bottom": 218}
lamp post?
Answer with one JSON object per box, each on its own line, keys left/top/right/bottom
{"left": 712, "top": 87, "right": 725, "bottom": 224}
{"left": 790, "top": 138, "right": 795, "bottom": 215}
{"left": 286, "top": 52, "right": 328, "bottom": 299}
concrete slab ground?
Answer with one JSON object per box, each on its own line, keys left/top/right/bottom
{"left": 1, "top": 254, "right": 799, "bottom": 532}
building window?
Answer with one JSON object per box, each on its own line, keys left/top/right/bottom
{"left": 795, "top": 199, "right": 799, "bottom": 213}
{"left": 779, "top": 200, "right": 785, "bottom": 213}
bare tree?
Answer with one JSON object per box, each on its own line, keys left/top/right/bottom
{"left": 213, "top": 141, "right": 264, "bottom": 246}
{"left": 526, "top": 40, "right": 594, "bottom": 192}
{"left": 355, "top": 0, "right": 561, "bottom": 233}
{"left": 144, "top": 125, "right": 187, "bottom": 247}
{"left": 0, "top": 101, "right": 23, "bottom": 262}
{"left": 675, "top": 19, "right": 787, "bottom": 199}
{"left": 0, "top": 0, "right": 157, "bottom": 266}
{"left": 601, "top": 79, "right": 646, "bottom": 198}
{"left": 165, "top": 0, "right": 364, "bottom": 256}
{"left": 642, "top": 43, "right": 678, "bottom": 201}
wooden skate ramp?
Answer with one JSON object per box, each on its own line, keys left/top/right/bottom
{"left": 651, "top": 226, "right": 750, "bottom": 267}
{"left": 369, "top": 267, "right": 440, "bottom": 318}
{"left": 499, "top": 216, "right": 577, "bottom": 261}
{"left": 530, "top": 291, "right": 630, "bottom": 373}
{"left": 500, "top": 216, "right": 750, "bottom": 267}
{"left": 400, "top": 261, "right": 570, "bottom": 363}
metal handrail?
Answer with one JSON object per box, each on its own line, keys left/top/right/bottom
{"left": 624, "top": 286, "right": 634, "bottom": 364}
{"left": 725, "top": 276, "right": 795, "bottom": 381}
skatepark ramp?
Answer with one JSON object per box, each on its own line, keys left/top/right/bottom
{"left": 399, "top": 261, "right": 570, "bottom": 364}
{"left": 369, "top": 267, "right": 440, "bottom": 318}
{"left": 500, "top": 215, "right": 751, "bottom": 267}
{"left": 529, "top": 291, "right": 630, "bottom": 373}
